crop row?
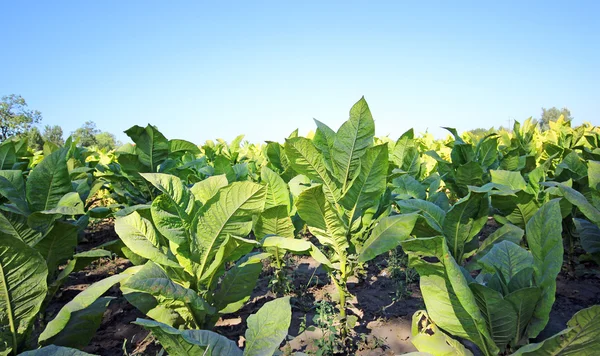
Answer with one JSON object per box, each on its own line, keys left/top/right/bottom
{"left": 1, "top": 98, "right": 599, "bottom": 355}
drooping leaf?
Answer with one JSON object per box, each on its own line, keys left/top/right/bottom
{"left": 0, "top": 235, "right": 48, "bottom": 356}
{"left": 39, "top": 273, "right": 129, "bottom": 344}
{"left": 244, "top": 297, "right": 292, "bottom": 356}
{"left": 121, "top": 262, "right": 213, "bottom": 328}
{"left": 410, "top": 310, "right": 474, "bottom": 356}
{"left": 40, "top": 297, "right": 113, "bottom": 349}
{"left": 401, "top": 236, "right": 498, "bottom": 355}
{"left": 18, "top": 345, "right": 97, "bottom": 356}
{"left": 134, "top": 318, "right": 243, "bottom": 356}
{"left": 513, "top": 305, "right": 600, "bottom": 355}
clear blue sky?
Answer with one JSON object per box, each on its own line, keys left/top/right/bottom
{"left": 1, "top": 1, "right": 598, "bottom": 144}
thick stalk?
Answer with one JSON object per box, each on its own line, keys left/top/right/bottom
{"left": 336, "top": 254, "right": 348, "bottom": 339}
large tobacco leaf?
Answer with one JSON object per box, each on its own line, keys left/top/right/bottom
{"left": 0, "top": 235, "right": 48, "bottom": 355}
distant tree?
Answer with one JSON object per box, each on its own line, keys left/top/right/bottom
{"left": 43, "top": 125, "right": 64, "bottom": 146}
{"left": 539, "top": 107, "right": 573, "bottom": 131}
{"left": 0, "top": 94, "right": 42, "bottom": 141}
{"left": 72, "top": 121, "right": 99, "bottom": 147}
{"left": 95, "top": 131, "right": 120, "bottom": 150}
{"left": 26, "top": 127, "right": 44, "bottom": 151}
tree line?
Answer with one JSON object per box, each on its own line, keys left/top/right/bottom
{"left": 1, "top": 93, "right": 574, "bottom": 150}
{"left": 0, "top": 94, "right": 121, "bottom": 150}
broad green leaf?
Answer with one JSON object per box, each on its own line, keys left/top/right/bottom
{"left": 410, "top": 310, "right": 473, "bottom": 356}
{"left": 255, "top": 205, "right": 295, "bottom": 239}
{"left": 466, "top": 223, "right": 524, "bottom": 271}
{"left": 478, "top": 241, "right": 532, "bottom": 281}
{"left": 0, "top": 235, "right": 48, "bottom": 356}
{"left": 124, "top": 124, "right": 169, "bottom": 171}
{"left": 391, "top": 129, "right": 415, "bottom": 167}
{"left": 401, "top": 236, "right": 498, "bottom": 355}
{"left": 574, "top": 218, "right": 600, "bottom": 255}
{"left": 340, "top": 144, "right": 388, "bottom": 214}
{"left": 190, "top": 175, "right": 228, "bottom": 205}
{"left": 34, "top": 221, "right": 78, "bottom": 278}
{"left": 194, "top": 182, "right": 266, "bottom": 279}
{"left": 261, "top": 235, "right": 312, "bottom": 252}
{"left": 142, "top": 173, "right": 195, "bottom": 245}
{"left": 513, "top": 305, "right": 600, "bottom": 355}
{"left": 475, "top": 135, "right": 499, "bottom": 169}
{"left": 122, "top": 262, "right": 213, "bottom": 328}
{"left": 296, "top": 185, "right": 348, "bottom": 257}
{"left": 470, "top": 284, "right": 516, "bottom": 350}
{"left": 313, "top": 119, "right": 336, "bottom": 174}
{"left": 0, "top": 143, "right": 16, "bottom": 170}
{"left": 443, "top": 190, "right": 489, "bottom": 263}
{"left": 40, "top": 297, "right": 113, "bottom": 349}
{"left": 548, "top": 182, "right": 600, "bottom": 226}
{"left": 39, "top": 273, "right": 128, "bottom": 343}
{"left": 40, "top": 192, "right": 85, "bottom": 215}
{"left": 261, "top": 166, "right": 290, "bottom": 211}
{"left": 134, "top": 318, "right": 242, "bottom": 356}
{"left": 506, "top": 267, "right": 534, "bottom": 293}
{"left": 397, "top": 199, "right": 446, "bottom": 233}
{"left": 393, "top": 174, "right": 426, "bottom": 200}
{"left": 0, "top": 211, "right": 42, "bottom": 246}
{"left": 288, "top": 174, "right": 312, "bottom": 197}
{"left": 213, "top": 156, "right": 236, "bottom": 183}
{"left": 589, "top": 160, "right": 600, "bottom": 191}
{"left": 525, "top": 199, "right": 563, "bottom": 339}
{"left": 505, "top": 287, "right": 541, "bottom": 344}
{"left": 285, "top": 137, "right": 341, "bottom": 202}
{"left": 491, "top": 191, "right": 539, "bottom": 229}
{"left": 455, "top": 162, "right": 485, "bottom": 195}
{"left": 358, "top": 213, "right": 418, "bottom": 263}
{"left": 212, "top": 258, "right": 262, "bottom": 314}
{"left": 26, "top": 149, "right": 71, "bottom": 212}
{"left": 18, "top": 345, "right": 96, "bottom": 356}
{"left": 331, "top": 97, "right": 375, "bottom": 189}
{"left": 0, "top": 171, "right": 28, "bottom": 214}
{"left": 114, "top": 211, "right": 180, "bottom": 268}
{"left": 244, "top": 297, "right": 291, "bottom": 356}
{"left": 490, "top": 170, "right": 527, "bottom": 191}
{"left": 168, "top": 139, "right": 200, "bottom": 155}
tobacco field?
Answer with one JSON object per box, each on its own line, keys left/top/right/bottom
{"left": 2, "top": 97, "right": 600, "bottom": 355}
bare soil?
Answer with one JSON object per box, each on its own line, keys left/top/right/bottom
{"left": 46, "top": 219, "right": 600, "bottom": 355}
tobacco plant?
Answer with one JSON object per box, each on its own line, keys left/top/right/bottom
{"left": 277, "top": 97, "right": 418, "bottom": 338}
